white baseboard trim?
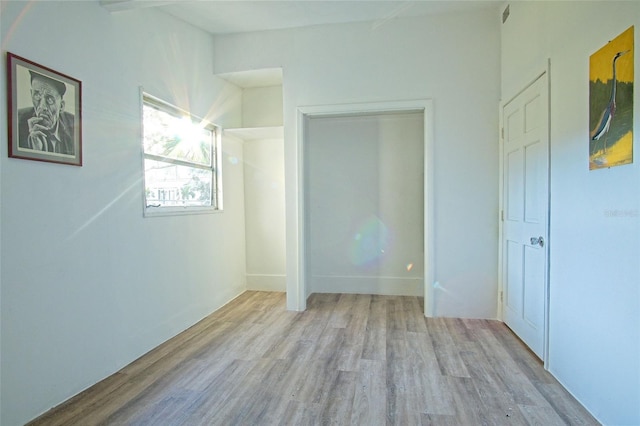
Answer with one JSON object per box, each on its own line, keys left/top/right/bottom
{"left": 309, "top": 275, "right": 423, "bottom": 296}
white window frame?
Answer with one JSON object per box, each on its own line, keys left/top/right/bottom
{"left": 140, "top": 90, "right": 223, "bottom": 217}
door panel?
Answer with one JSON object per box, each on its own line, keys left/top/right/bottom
{"left": 505, "top": 240, "right": 523, "bottom": 312}
{"left": 523, "top": 245, "right": 544, "bottom": 328}
{"left": 502, "top": 73, "right": 549, "bottom": 360}
{"left": 524, "top": 142, "right": 542, "bottom": 223}
{"left": 506, "top": 150, "right": 523, "bottom": 221}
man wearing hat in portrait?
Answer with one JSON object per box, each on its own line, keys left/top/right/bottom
{"left": 18, "top": 71, "right": 75, "bottom": 155}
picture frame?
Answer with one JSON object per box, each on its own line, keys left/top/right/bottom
{"left": 6, "top": 52, "right": 82, "bottom": 166}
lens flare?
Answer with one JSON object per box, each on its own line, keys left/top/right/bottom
{"left": 349, "top": 215, "right": 391, "bottom": 267}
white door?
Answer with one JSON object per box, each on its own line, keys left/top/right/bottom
{"left": 502, "top": 73, "right": 549, "bottom": 360}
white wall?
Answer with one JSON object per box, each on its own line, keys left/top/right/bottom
{"left": 0, "top": 2, "right": 245, "bottom": 425}
{"left": 236, "top": 85, "right": 286, "bottom": 291}
{"left": 242, "top": 85, "right": 284, "bottom": 128}
{"left": 501, "top": 2, "right": 640, "bottom": 425}
{"left": 213, "top": 9, "right": 501, "bottom": 317}
{"left": 243, "top": 137, "right": 286, "bottom": 291}
{"left": 305, "top": 112, "right": 424, "bottom": 296}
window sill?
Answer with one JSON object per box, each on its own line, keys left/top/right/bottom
{"left": 143, "top": 205, "right": 223, "bottom": 218}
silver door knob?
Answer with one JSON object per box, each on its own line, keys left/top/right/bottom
{"left": 530, "top": 236, "right": 544, "bottom": 247}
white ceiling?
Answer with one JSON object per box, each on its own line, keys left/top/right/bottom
{"left": 101, "top": 0, "right": 501, "bottom": 87}
{"left": 102, "top": 0, "right": 502, "bottom": 35}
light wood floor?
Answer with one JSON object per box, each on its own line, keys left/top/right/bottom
{"left": 29, "top": 291, "right": 599, "bottom": 425}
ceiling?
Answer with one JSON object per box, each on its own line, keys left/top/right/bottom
{"left": 101, "top": 0, "right": 501, "bottom": 87}
{"left": 101, "top": 0, "right": 502, "bottom": 36}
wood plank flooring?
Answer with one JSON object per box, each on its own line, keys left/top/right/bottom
{"left": 29, "top": 292, "right": 599, "bottom": 425}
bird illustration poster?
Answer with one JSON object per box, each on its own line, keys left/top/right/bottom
{"left": 589, "top": 26, "right": 634, "bottom": 170}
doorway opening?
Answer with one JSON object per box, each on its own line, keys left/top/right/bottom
{"left": 292, "top": 100, "right": 434, "bottom": 316}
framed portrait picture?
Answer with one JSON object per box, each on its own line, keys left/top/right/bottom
{"left": 6, "top": 52, "right": 82, "bottom": 166}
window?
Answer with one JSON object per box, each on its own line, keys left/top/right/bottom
{"left": 141, "top": 92, "right": 222, "bottom": 216}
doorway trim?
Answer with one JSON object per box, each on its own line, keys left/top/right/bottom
{"left": 289, "top": 100, "right": 435, "bottom": 316}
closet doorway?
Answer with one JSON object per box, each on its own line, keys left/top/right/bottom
{"left": 296, "top": 101, "right": 434, "bottom": 315}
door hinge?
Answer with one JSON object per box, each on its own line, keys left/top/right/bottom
{"left": 501, "top": 127, "right": 504, "bottom": 139}
{"left": 500, "top": 291, "right": 503, "bottom": 303}
{"left": 501, "top": 210, "right": 504, "bottom": 221}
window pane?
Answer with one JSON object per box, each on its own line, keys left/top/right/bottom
{"left": 144, "top": 159, "right": 213, "bottom": 207}
{"left": 143, "top": 104, "right": 213, "bottom": 166}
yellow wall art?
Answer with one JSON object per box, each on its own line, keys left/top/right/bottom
{"left": 589, "top": 26, "right": 634, "bottom": 170}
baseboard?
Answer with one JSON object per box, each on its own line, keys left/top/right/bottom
{"left": 309, "top": 275, "right": 423, "bottom": 296}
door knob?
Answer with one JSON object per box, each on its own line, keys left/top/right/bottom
{"left": 530, "top": 236, "right": 544, "bottom": 247}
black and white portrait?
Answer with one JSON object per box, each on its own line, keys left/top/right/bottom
{"left": 7, "top": 53, "right": 82, "bottom": 166}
